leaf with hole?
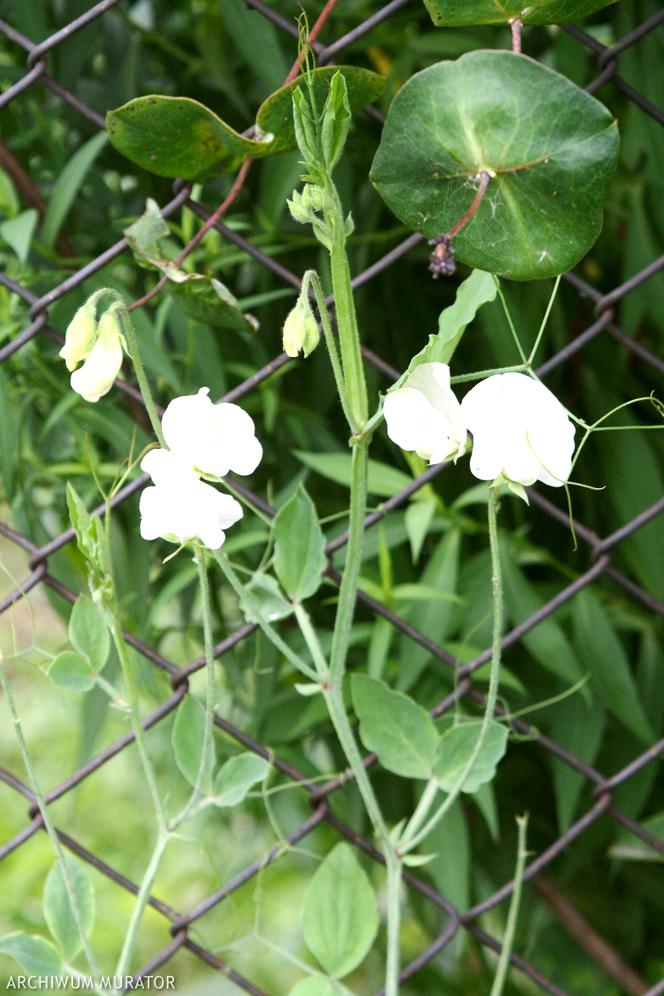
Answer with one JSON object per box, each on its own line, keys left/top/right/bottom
{"left": 48, "top": 652, "right": 95, "bottom": 693}
{"left": 43, "top": 856, "right": 95, "bottom": 962}
{"left": 371, "top": 52, "right": 619, "bottom": 279}
{"left": 302, "top": 843, "right": 379, "bottom": 978}
{"left": 273, "top": 485, "right": 327, "bottom": 601}
{"left": 423, "top": 0, "right": 617, "bottom": 26}
{"left": 351, "top": 674, "right": 438, "bottom": 779}
{"left": 434, "top": 719, "right": 508, "bottom": 793}
{"left": 213, "top": 753, "right": 269, "bottom": 807}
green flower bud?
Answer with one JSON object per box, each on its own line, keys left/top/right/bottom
{"left": 282, "top": 298, "right": 320, "bottom": 359}
{"left": 287, "top": 184, "right": 326, "bottom": 225}
{"left": 59, "top": 300, "right": 98, "bottom": 372}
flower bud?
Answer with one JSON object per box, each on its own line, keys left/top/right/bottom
{"left": 282, "top": 298, "right": 320, "bottom": 358}
{"left": 69, "top": 306, "right": 124, "bottom": 403}
{"left": 59, "top": 301, "right": 98, "bottom": 372}
{"left": 287, "top": 184, "right": 326, "bottom": 225}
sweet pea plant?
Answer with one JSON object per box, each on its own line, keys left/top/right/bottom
{"left": 3, "top": 3, "right": 663, "bottom": 994}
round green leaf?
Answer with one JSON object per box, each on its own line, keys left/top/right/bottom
{"left": 424, "top": 0, "right": 617, "bottom": 26}
{"left": 370, "top": 52, "right": 619, "bottom": 279}
{"left": 302, "top": 843, "right": 378, "bottom": 979}
{"left": 434, "top": 719, "right": 508, "bottom": 793}
{"left": 107, "top": 95, "right": 268, "bottom": 181}
{"left": 256, "top": 66, "right": 385, "bottom": 155}
{"left": 48, "top": 652, "right": 95, "bottom": 693}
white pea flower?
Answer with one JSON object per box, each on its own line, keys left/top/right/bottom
{"left": 383, "top": 362, "right": 467, "bottom": 464}
{"left": 139, "top": 449, "right": 243, "bottom": 550}
{"left": 161, "top": 387, "right": 262, "bottom": 478}
{"left": 64, "top": 307, "right": 124, "bottom": 403}
{"left": 460, "top": 372, "right": 575, "bottom": 488}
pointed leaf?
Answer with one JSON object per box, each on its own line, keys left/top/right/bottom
{"left": 68, "top": 595, "right": 110, "bottom": 670}
{"left": 371, "top": 52, "right": 619, "bottom": 279}
{"left": 273, "top": 485, "right": 327, "bottom": 601}
{"left": 0, "top": 933, "right": 61, "bottom": 976}
{"left": 434, "top": 719, "right": 508, "bottom": 793}
{"left": 171, "top": 695, "right": 215, "bottom": 789}
{"left": 351, "top": 674, "right": 438, "bottom": 779}
{"left": 302, "top": 843, "right": 379, "bottom": 978}
{"left": 213, "top": 753, "right": 269, "bottom": 807}
{"left": 43, "top": 856, "right": 95, "bottom": 962}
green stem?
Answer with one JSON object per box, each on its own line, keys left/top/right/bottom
{"left": 489, "top": 814, "right": 529, "bottom": 996}
{"left": 400, "top": 778, "right": 438, "bottom": 846}
{"left": 401, "top": 486, "right": 504, "bottom": 853}
{"left": 385, "top": 852, "right": 403, "bottom": 996}
{"left": 117, "top": 306, "right": 166, "bottom": 447}
{"left": 450, "top": 363, "right": 527, "bottom": 385}
{"left": 110, "top": 622, "right": 166, "bottom": 832}
{"left": 113, "top": 831, "right": 169, "bottom": 983}
{"left": 170, "top": 547, "right": 216, "bottom": 830}
{"left": 528, "top": 275, "right": 561, "bottom": 363}
{"left": 0, "top": 660, "right": 100, "bottom": 978}
{"left": 494, "top": 279, "right": 527, "bottom": 364}
{"left": 306, "top": 270, "right": 354, "bottom": 429}
{"left": 328, "top": 193, "right": 368, "bottom": 431}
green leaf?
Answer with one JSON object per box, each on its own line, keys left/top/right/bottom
{"left": 404, "top": 498, "right": 437, "bottom": 564}
{"left": 573, "top": 590, "right": 653, "bottom": 743}
{"left": 295, "top": 450, "right": 412, "bottom": 498}
{"left": 48, "top": 652, "right": 95, "bottom": 693}
{"left": 427, "top": 799, "right": 470, "bottom": 913}
{"left": 41, "top": 132, "right": 107, "bottom": 250}
{"left": 273, "top": 485, "right": 327, "bottom": 601}
{"left": 321, "top": 70, "right": 352, "bottom": 172}
{"left": 124, "top": 200, "right": 256, "bottom": 333}
{"left": 288, "top": 980, "right": 340, "bottom": 996}
{"left": 171, "top": 695, "right": 215, "bottom": 789}
{"left": 609, "top": 811, "right": 664, "bottom": 864}
{"left": 107, "top": 96, "right": 266, "bottom": 181}
{"left": 423, "top": 0, "right": 617, "bottom": 26}
{"left": 256, "top": 66, "right": 385, "bottom": 157}
{"left": 240, "top": 572, "right": 294, "bottom": 623}
{"left": 0, "top": 208, "right": 38, "bottom": 262}
{"left": 434, "top": 720, "right": 508, "bottom": 793}
{"left": 548, "top": 694, "right": 605, "bottom": 831}
{"left": 0, "top": 933, "right": 62, "bottom": 976}
{"left": 392, "top": 270, "right": 497, "bottom": 392}
{"left": 43, "top": 856, "right": 95, "bottom": 961}
{"left": 351, "top": 674, "right": 438, "bottom": 779}
{"left": 68, "top": 596, "right": 110, "bottom": 669}
{"left": 370, "top": 52, "right": 619, "bottom": 280}
{"left": 213, "top": 753, "right": 269, "bottom": 807}
{"left": 302, "top": 843, "right": 379, "bottom": 978}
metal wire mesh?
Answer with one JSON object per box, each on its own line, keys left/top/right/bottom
{"left": 0, "top": 2, "right": 663, "bottom": 993}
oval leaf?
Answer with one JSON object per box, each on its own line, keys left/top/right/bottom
{"left": 68, "top": 595, "right": 110, "bottom": 670}
{"left": 256, "top": 66, "right": 385, "bottom": 155}
{"left": 371, "top": 52, "right": 619, "bottom": 279}
{"left": 240, "top": 572, "right": 294, "bottom": 624}
{"left": 0, "top": 933, "right": 62, "bottom": 976}
{"left": 107, "top": 95, "right": 268, "bottom": 181}
{"left": 171, "top": 695, "right": 215, "bottom": 790}
{"left": 289, "top": 980, "right": 340, "bottom": 996}
{"left": 434, "top": 719, "right": 508, "bottom": 793}
{"left": 424, "top": 0, "right": 617, "bottom": 26}
{"left": 273, "top": 485, "right": 327, "bottom": 601}
{"left": 351, "top": 674, "right": 438, "bottom": 779}
{"left": 213, "top": 753, "right": 269, "bottom": 807}
{"left": 48, "top": 652, "right": 95, "bottom": 693}
{"left": 43, "top": 856, "right": 95, "bottom": 962}
{"left": 302, "top": 843, "right": 378, "bottom": 978}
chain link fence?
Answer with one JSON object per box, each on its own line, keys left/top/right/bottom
{"left": 0, "top": 1, "right": 663, "bottom": 993}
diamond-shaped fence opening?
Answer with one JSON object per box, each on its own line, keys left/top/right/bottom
{"left": 0, "top": 2, "right": 663, "bottom": 994}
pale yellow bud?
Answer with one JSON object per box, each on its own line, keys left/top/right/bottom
{"left": 282, "top": 301, "right": 320, "bottom": 358}
{"left": 69, "top": 307, "right": 124, "bottom": 403}
{"left": 59, "top": 302, "right": 98, "bottom": 372}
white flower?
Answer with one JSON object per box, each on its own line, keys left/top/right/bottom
{"left": 139, "top": 449, "right": 243, "bottom": 550}
{"left": 460, "top": 372, "right": 575, "bottom": 488}
{"left": 383, "top": 362, "right": 467, "bottom": 464}
{"left": 65, "top": 307, "right": 124, "bottom": 403}
{"left": 161, "top": 387, "right": 262, "bottom": 478}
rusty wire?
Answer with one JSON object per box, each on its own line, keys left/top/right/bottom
{"left": 0, "top": 2, "right": 663, "bottom": 993}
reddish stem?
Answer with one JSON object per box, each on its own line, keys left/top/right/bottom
{"left": 511, "top": 17, "right": 522, "bottom": 54}
{"left": 447, "top": 170, "right": 492, "bottom": 239}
